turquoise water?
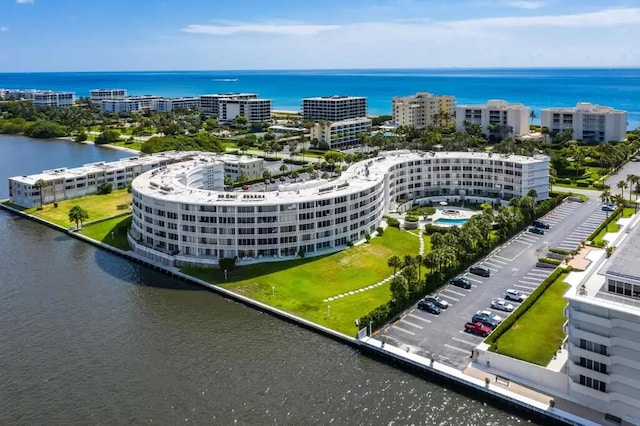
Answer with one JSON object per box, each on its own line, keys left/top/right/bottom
{"left": 1, "top": 68, "right": 639, "bottom": 127}
{"left": 436, "top": 217, "right": 469, "bottom": 225}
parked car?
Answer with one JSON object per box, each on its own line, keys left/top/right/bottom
{"left": 601, "top": 204, "right": 616, "bottom": 212}
{"left": 424, "top": 294, "right": 449, "bottom": 309}
{"left": 465, "top": 321, "right": 491, "bottom": 337}
{"left": 477, "top": 309, "right": 503, "bottom": 323}
{"left": 528, "top": 226, "right": 544, "bottom": 235}
{"left": 505, "top": 289, "right": 527, "bottom": 302}
{"left": 417, "top": 300, "right": 441, "bottom": 315}
{"left": 532, "top": 220, "right": 550, "bottom": 229}
{"left": 469, "top": 265, "right": 490, "bottom": 277}
{"left": 449, "top": 276, "right": 472, "bottom": 289}
{"left": 471, "top": 313, "right": 500, "bottom": 329}
{"left": 491, "top": 298, "right": 515, "bottom": 312}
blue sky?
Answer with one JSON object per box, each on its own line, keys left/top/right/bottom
{"left": 1, "top": 0, "right": 640, "bottom": 71}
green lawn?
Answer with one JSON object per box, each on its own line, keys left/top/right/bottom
{"left": 112, "top": 140, "right": 143, "bottom": 151}
{"left": 27, "top": 189, "right": 132, "bottom": 227}
{"left": 493, "top": 272, "right": 569, "bottom": 366}
{"left": 181, "top": 227, "right": 423, "bottom": 335}
{"left": 79, "top": 215, "right": 132, "bottom": 250}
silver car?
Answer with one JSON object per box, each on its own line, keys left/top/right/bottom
{"left": 477, "top": 309, "right": 503, "bottom": 323}
{"left": 491, "top": 298, "right": 514, "bottom": 312}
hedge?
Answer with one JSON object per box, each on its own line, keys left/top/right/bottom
{"left": 486, "top": 267, "right": 565, "bottom": 348}
{"left": 549, "top": 248, "right": 575, "bottom": 255}
{"left": 587, "top": 205, "right": 623, "bottom": 243}
{"left": 538, "top": 257, "right": 562, "bottom": 266}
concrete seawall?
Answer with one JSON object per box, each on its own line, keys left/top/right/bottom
{"left": 0, "top": 202, "right": 597, "bottom": 426}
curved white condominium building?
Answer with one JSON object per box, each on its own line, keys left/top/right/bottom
{"left": 129, "top": 151, "right": 549, "bottom": 266}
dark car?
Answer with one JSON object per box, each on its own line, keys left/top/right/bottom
{"left": 471, "top": 313, "right": 499, "bottom": 329}
{"left": 465, "top": 321, "right": 491, "bottom": 337}
{"left": 424, "top": 294, "right": 449, "bottom": 309}
{"left": 417, "top": 300, "right": 441, "bottom": 315}
{"left": 450, "top": 277, "right": 472, "bottom": 289}
{"left": 469, "top": 265, "right": 490, "bottom": 278}
{"left": 528, "top": 226, "right": 544, "bottom": 235}
{"left": 533, "top": 220, "right": 550, "bottom": 229}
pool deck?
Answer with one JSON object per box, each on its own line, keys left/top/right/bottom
{"left": 426, "top": 207, "right": 480, "bottom": 227}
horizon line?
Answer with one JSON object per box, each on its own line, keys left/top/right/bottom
{"left": 2, "top": 65, "right": 640, "bottom": 74}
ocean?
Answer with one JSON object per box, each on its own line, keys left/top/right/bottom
{"left": 1, "top": 68, "right": 639, "bottom": 128}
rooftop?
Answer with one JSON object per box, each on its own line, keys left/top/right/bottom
{"left": 603, "top": 219, "right": 640, "bottom": 281}
{"left": 542, "top": 102, "right": 625, "bottom": 114}
{"left": 304, "top": 96, "right": 366, "bottom": 101}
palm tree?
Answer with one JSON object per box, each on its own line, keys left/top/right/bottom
{"left": 68, "top": 205, "right": 89, "bottom": 230}
{"left": 617, "top": 180, "right": 628, "bottom": 201}
{"left": 279, "top": 164, "right": 288, "bottom": 174}
{"left": 387, "top": 255, "right": 402, "bottom": 275}
{"left": 529, "top": 110, "right": 537, "bottom": 126}
{"left": 389, "top": 275, "right": 409, "bottom": 303}
{"left": 34, "top": 179, "right": 48, "bottom": 207}
{"left": 600, "top": 189, "right": 611, "bottom": 206}
{"left": 626, "top": 174, "right": 639, "bottom": 200}
{"left": 414, "top": 254, "right": 423, "bottom": 282}
{"left": 403, "top": 255, "right": 415, "bottom": 268}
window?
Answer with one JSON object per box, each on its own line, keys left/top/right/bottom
{"left": 579, "top": 357, "right": 607, "bottom": 374}
{"left": 579, "top": 339, "right": 607, "bottom": 356}
{"left": 579, "top": 375, "right": 606, "bottom": 393}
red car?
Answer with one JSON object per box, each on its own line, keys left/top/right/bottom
{"left": 465, "top": 321, "right": 491, "bottom": 337}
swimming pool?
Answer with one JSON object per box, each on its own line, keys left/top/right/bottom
{"left": 436, "top": 217, "right": 469, "bottom": 225}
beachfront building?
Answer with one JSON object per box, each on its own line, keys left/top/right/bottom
{"left": 541, "top": 103, "right": 627, "bottom": 142}
{"left": 32, "top": 91, "right": 75, "bottom": 108}
{"left": 154, "top": 97, "right": 201, "bottom": 112}
{"left": 90, "top": 89, "right": 127, "bottom": 104}
{"left": 310, "top": 118, "right": 372, "bottom": 149}
{"left": 392, "top": 92, "right": 456, "bottom": 129}
{"left": 200, "top": 93, "right": 258, "bottom": 116}
{"left": 217, "top": 98, "right": 272, "bottom": 124}
{"left": 455, "top": 100, "right": 530, "bottom": 139}
{"left": 127, "top": 150, "right": 549, "bottom": 267}
{"left": 302, "top": 96, "right": 367, "bottom": 122}
{"left": 564, "top": 221, "right": 640, "bottom": 425}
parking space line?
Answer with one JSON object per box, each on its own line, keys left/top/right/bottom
{"left": 445, "top": 288, "right": 468, "bottom": 297}
{"left": 514, "top": 284, "right": 536, "bottom": 290}
{"left": 484, "top": 261, "right": 503, "bottom": 269}
{"left": 451, "top": 337, "right": 477, "bottom": 346}
{"left": 391, "top": 325, "right": 415, "bottom": 335}
{"left": 532, "top": 268, "right": 552, "bottom": 274}
{"left": 494, "top": 255, "right": 513, "bottom": 262}
{"left": 408, "top": 314, "right": 431, "bottom": 323}
{"left": 402, "top": 320, "right": 424, "bottom": 330}
{"left": 483, "top": 265, "right": 499, "bottom": 272}
{"left": 489, "top": 258, "right": 508, "bottom": 265}
{"left": 463, "top": 276, "right": 483, "bottom": 283}
{"left": 444, "top": 344, "right": 473, "bottom": 354}
{"left": 527, "top": 272, "right": 550, "bottom": 278}
{"left": 518, "top": 279, "right": 538, "bottom": 285}
{"left": 438, "top": 293, "right": 459, "bottom": 302}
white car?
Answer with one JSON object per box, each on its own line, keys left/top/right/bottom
{"left": 491, "top": 298, "right": 515, "bottom": 312}
{"left": 505, "top": 289, "right": 527, "bottom": 302}
{"left": 477, "top": 309, "right": 503, "bottom": 323}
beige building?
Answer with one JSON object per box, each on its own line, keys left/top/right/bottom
{"left": 393, "top": 92, "right": 455, "bottom": 129}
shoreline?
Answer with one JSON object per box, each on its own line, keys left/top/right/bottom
{"left": 0, "top": 200, "right": 598, "bottom": 426}
{"left": 57, "top": 136, "right": 141, "bottom": 154}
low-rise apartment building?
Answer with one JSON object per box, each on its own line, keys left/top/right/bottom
{"left": 220, "top": 155, "right": 264, "bottom": 181}
{"left": 393, "top": 92, "right": 456, "bottom": 129}
{"left": 541, "top": 102, "right": 627, "bottom": 142}
{"left": 90, "top": 89, "right": 127, "bottom": 104}
{"left": 302, "top": 96, "right": 367, "bottom": 122}
{"left": 310, "top": 118, "right": 372, "bottom": 149}
{"left": 32, "top": 91, "right": 75, "bottom": 108}
{"left": 565, "top": 221, "right": 640, "bottom": 425}
{"left": 154, "top": 97, "right": 201, "bottom": 112}
{"left": 456, "top": 100, "right": 530, "bottom": 138}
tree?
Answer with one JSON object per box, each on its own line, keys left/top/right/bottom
{"left": 98, "top": 183, "right": 113, "bottom": 194}
{"left": 95, "top": 129, "right": 121, "bottom": 144}
{"left": 218, "top": 257, "right": 238, "bottom": 279}
{"left": 224, "top": 175, "right": 234, "bottom": 187}
{"left": 34, "top": 179, "right": 48, "bottom": 207}
{"left": 389, "top": 275, "right": 409, "bottom": 303}
{"left": 414, "top": 254, "right": 423, "bottom": 282}
{"left": 617, "top": 180, "right": 628, "bottom": 201}
{"left": 262, "top": 170, "right": 272, "bottom": 180}
{"left": 233, "top": 115, "right": 248, "bottom": 128}
{"left": 297, "top": 247, "right": 306, "bottom": 258}
{"left": 529, "top": 110, "right": 537, "bottom": 125}
{"left": 387, "top": 255, "right": 402, "bottom": 275}
{"left": 626, "top": 174, "right": 639, "bottom": 200}
{"left": 527, "top": 189, "right": 538, "bottom": 200}
{"left": 279, "top": 164, "right": 288, "bottom": 174}
{"left": 68, "top": 205, "right": 89, "bottom": 230}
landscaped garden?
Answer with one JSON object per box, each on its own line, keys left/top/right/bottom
{"left": 181, "top": 227, "right": 424, "bottom": 335}
{"left": 490, "top": 271, "right": 569, "bottom": 366}
{"left": 79, "top": 215, "right": 132, "bottom": 251}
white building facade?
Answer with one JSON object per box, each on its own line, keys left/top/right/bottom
{"left": 218, "top": 98, "right": 272, "bottom": 123}
{"left": 90, "top": 89, "right": 127, "bottom": 104}
{"left": 31, "top": 91, "right": 75, "bottom": 108}
{"left": 302, "top": 96, "right": 367, "bottom": 122}
{"left": 200, "top": 93, "right": 258, "bottom": 116}
{"left": 565, "top": 222, "right": 640, "bottom": 425}
{"left": 393, "top": 92, "right": 456, "bottom": 129}
{"left": 541, "top": 103, "right": 627, "bottom": 142}
{"left": 153, "top": 97, "right": 201, "bottom": 112}
{"left": 456, "top": 100, "right": 530, "bottom": 138}
{"left": 127, "top": 151, "right": 549, "bottom": 267}
{"left": 310, "top": 118, "right": 372, "bottom": 149}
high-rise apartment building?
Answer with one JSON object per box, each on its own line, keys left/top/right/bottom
{"left": 302, "top": 96, "right": 367, "bottom": 122}
{"left": 393, "top": 92, "right": 455, "bottom": 129}
{"left": 541, "top": 103, "right": 627, "bottom": 142}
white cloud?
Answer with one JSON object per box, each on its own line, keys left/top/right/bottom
{"left": 182, "top": 23, "right": 341, "bottom": 36}
{"left": 505, "top": 1, "right": 545, "bottom": 9}
{"left": 16, "top": 0, "right": 34, "bottom": 3}
{"left": 0, "top": 27, "right": 8, "bottom": 32}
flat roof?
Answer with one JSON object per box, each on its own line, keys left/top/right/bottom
{"left": 303, "top": 96, "right": 366, "bottom": 101}
{"left": 604, "top": 222, "right": 640, "bottom": 281}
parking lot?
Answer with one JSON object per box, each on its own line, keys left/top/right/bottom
{"left": 377, "top": 198, "right": 609, "bottom": 370}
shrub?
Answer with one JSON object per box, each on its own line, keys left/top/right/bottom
{"left": 385, "top": 217, "right": 400, "bottom": 228}
{"left": 376, "top": 227, "right": 384, "bottom": 236}
{"left": 549, "top": 248, "right": 574, "bottom": 255}
{"left": 95, "top": 130, "right": 121, "bottom": 145}
{"left": 74, "top": 132, "right": 88, "bottom": 142}
{"left": 404, "top": 215, "right": 419, "bottom": 223}
{"left": 538, "top": 257, "right": 562, "bottom": 266}
{"left": 98, "top": 183, "right": 113, "bottom": 194}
